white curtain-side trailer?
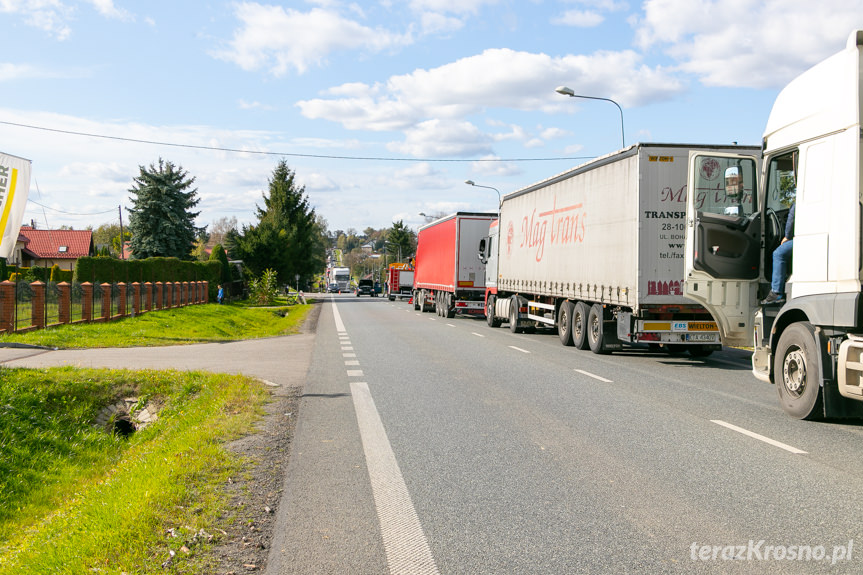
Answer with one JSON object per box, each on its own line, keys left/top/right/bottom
{"left": 480, "top": 143, "right": 760, "bottom": 356}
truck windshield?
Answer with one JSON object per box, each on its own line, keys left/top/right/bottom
{"left": 692, "top": 156, "right": 758, "bottom": 217}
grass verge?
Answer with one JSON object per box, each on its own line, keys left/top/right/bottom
{"left": 0, "top": 301, "right": 314, "bottom": 349}
{"left": 0, "top": 366, "right": 270, "bottom": 574}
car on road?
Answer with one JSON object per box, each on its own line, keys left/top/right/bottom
{"left": 356, "top": 279, "right": 375, "bottom": 297}
{"left": 327, "top": 282, "right": 339, "bottom": 293}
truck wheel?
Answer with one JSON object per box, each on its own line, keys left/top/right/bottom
{"left": 413, "top": 293, "right": 420, "bottom": 311}
{"left": 588, "top": 303, "right": 609, "bottom": 354}
{"left": 558, "top": 300, "right": 574, "bottom": 346}
{"left": 509, "top": 296, "right": 523, "bottom": 334}
{"left": 389, "top": 295, "right": 395, "bottom": 301}
{"left": 486, "top": 296, "right": 501, "bottom": 328}
{"left": 775, "top": 322, "right": 824, "bottom": 420}
{"left": 445, "top": 294, "right": 456, "bottom": 319}
{"left": 573, "top": 302, "right": 589, "bottom": 350}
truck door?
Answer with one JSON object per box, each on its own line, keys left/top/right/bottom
{"left": 684, "top": 152, "right": 761, "bottom": 347}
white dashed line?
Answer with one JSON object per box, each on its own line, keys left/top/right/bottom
{"left": 574, "top": 369, "right": 613, "bottom": 383}
{"left": 509, "top": 346, "right": 530, "bottom": 354}
{"left": 711, "top": 420, "right": 807, "bottom": 454}
{"left": 351, "top": 381, "right": 440, "bottom": 575}
{"left": 472, "top": 332, "right": 485, "bottom": 338}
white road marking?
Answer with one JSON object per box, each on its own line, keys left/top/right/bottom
{"left": 711, "top": 420, "right": 807, "bottom": 454}
{"left": 332, "top": 296, "right": 347, "bottom": 333}
{"left": 509, "top": 346, "right": 530, "bottom": 354}
{"left": 351, "top": 381, "right": 440, "bottom": 575}
{"left": 347, "top": 369, "right": 364, "bottom": 377}
{"left": 345, "top": 360, "right": 360, "bottom": 366}
{"left": 472, "top": 332, "right": 485, "bottom": 338}
{"left": 342, "top": 346, "right": 354, "bottom": 351}
{"left": 446, "top": 324, "right": 456, "bottom": 328}
{"left": 574, "top": 369, "right": 613, "bottom": 383}
{"left": 343, "top": 353, "right": 357, "bottom": 358}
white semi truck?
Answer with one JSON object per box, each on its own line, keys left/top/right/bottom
{"left": 683, "top": 30, "right": 863, "bottom": 419}
{"left": 479, "top": 143, "right": 759, "bottom": 355}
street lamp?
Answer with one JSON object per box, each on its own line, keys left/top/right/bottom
{"left": 555, "top": 86, "right": 625, "bottom": 149}
{"left": 464, "top": 180, "right": 501, "bottom": 209}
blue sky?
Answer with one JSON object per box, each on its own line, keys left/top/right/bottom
{"left": 2, "top": 0, "right": 861, "bottom": 236}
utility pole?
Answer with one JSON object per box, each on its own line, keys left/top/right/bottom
{"left": 118, "top": 205, "right": 125, "bottom": 260}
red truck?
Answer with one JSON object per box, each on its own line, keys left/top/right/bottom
{"left": 413, "top": 212, "right": 497, "bottom": 317}
{"left": 386, "top": 263, "right": 414, "bottom": 301}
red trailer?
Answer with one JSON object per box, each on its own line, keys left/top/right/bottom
{"left": 413, "top": 212, "right": 497, "bottom": 317}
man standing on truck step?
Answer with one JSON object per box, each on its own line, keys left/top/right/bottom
{"left": 762, "top": 201, "right": 795, "bottom": 304}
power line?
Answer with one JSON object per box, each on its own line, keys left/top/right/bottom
{"left": 0, "top": 119, "right": 593, "bottom": 163}
{"left": 28, "top": 198, "right": 117, "bottom": 216}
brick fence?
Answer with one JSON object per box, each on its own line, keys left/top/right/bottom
{"left": 0, "top": 280, "right": 209, "bottom": 335}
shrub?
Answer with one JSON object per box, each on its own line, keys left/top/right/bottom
{"left": 248, "top": 269, "right": 279, "bottom": 305}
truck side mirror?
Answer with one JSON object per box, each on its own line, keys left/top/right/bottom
{"left": 725, "top": 166, "right": 743, "bottom": 197}
{"left": 478, "top": 238, "right": 488, "bottom": 264}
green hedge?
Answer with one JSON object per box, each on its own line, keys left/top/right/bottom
{"left": 73, "top": 256, "right": 221, "bottom": 298}
{"left": 1, "top": 257, "right": 221, "bottom": 300}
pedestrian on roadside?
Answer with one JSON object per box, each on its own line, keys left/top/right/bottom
{"left": 217, "top": 284, "right": 224, "bottom": 304}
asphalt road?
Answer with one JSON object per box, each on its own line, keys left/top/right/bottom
{"left": 5, "top": 295, "right": 863, "bottom": 574}
{"left": 269, "top": 294, "right": 863, "bottom": 575}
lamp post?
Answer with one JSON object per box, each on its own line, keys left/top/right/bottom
{"left": 464, "top": 180, "right": 501, "bottom": 209}
{"left": 555, "top": 86, "right": 625, "bottom": 149}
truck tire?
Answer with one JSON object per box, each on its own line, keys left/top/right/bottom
{"left": 775, "top": 322, "right": 824, "bottom": 420}
{"left": 446, "top": 295, "right": 455, "bottom": 319}
{"left": 558, "top": 300, "right": 574, "bottom": 346}
{"left": 413, "top": 292, "right": 420, "bottom": 311}
{"left": 509, "top": 296, "right": 523, "bottom": 334}
{"left": 588, "top": 303, "right": 610, "bottom": 354}
{"left": 573, "top": 301, "right": 589, "bottom": 350}
{"left": 486, "top": 296, "right": 501, "bottom": 328}
{"left": 389, "top": 295, "right": 395, "bottom": 301}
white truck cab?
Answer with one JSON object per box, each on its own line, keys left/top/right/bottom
{"left": 684, "top": 29, "right": 863, "bottom": 420}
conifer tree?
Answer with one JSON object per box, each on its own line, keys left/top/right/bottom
{"left": 127, "top": 158, "right": 203, "bottom": 260}
{"left": 230, "top": 160, "right": 326, "bottom": 284}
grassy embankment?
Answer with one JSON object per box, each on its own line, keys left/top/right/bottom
{"left": 0, "top": 300, "right": 312, "bottom": 573}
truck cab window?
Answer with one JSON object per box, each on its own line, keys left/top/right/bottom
{"left": 692, "top": 156, "right": 758, "bottom": 217}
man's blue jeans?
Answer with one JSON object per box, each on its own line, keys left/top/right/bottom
{"left": 771, "top": 239, "right": 793, "bottom": 294}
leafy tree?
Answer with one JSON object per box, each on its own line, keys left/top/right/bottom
{"left": 127, "top": 158, "right": 203, "bottom": 260}
{"left": 229, "top": 160, "right": 326, "bottom": 285}
{"left": 207, "top": 216, "right": 238, "bottom": 251}
{"left": 91, "top": 223, "right": 129, "bottom": 258}
{"left": 386, "top": 220, "right": 416, "bottom": 263}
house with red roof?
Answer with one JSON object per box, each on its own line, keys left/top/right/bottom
{"left": 13, "top": 226, "right": 95, "bottom": 271}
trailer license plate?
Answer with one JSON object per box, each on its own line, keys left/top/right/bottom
{"left": 685, "top": 333, "right": 716, "bottom": 342}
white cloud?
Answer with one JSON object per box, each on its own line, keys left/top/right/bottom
{"left": 419, "top": 11, "right": 464, "bottom": 34}
{"left": 387, "top": 119, "right": 492, "bottom": 157}
{"left": 552, "top": 10, "right": 604, "bottom": 27}
{"left": 0, "top": 0, "right": 73, "bottom": 40}
{"left": 238, "top": 99, "right": 275, "bottom": 111}
{"left": 87, "top": 0, "right": 133, "bottom": 21}
{"left": 409, "top": 0, "right": 499, "bottom": 15}
{"left": 298, "top": 47, "right": 684, "bottom": 140}
{"left": 0, "top": 63, "right": 42, "bottom": 81}
{"left": 213, "top": 3, "right": 413, "bottom": 76}
{"left": 634, "top": 0, "right": 863, "bottom": 88}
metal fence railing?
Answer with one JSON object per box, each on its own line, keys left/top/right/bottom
{"left": 0, "top": 280, "right": 209, "bottom": 335}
